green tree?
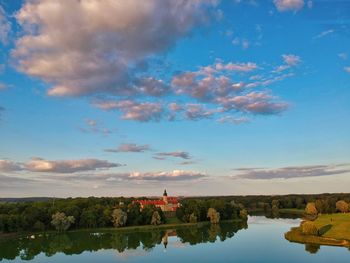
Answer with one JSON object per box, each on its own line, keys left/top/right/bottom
{"left": 239, "top": 209, "right": 248, "bottom": 221}
{"left": 51, "top": 212, "right": 75, "bottom": 232}
{"left": 111, "top": 209, "right": 127, "bottom": 227}
{"left": 189, "top": 213, "right": 198, "bottom": 223}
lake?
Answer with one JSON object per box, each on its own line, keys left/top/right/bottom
{"left": 1, "top": 216, "right": 349, "bottom": 262}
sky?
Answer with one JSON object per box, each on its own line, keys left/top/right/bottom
{"left": 0, "top": 0, "right": 349, "bottom": 197}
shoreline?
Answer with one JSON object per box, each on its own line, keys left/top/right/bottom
{"left": 285, "top": 227, "right": 350, "bottom": 248}
{"left": 0, "top": 219, "right": 245, "bottom": 239}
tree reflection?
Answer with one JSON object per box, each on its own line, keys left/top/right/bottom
{"left": 304, "top": 243, "right": 320, "bottom": 254}
{"left": 0, "top": 221, "right": 246, "bottom": 261}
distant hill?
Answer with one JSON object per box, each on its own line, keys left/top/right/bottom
{"left": 0, "top": 197, "right": 56, "bottom": 203}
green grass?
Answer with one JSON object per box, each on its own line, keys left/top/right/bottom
{"left": 166, "top": 217, "right": 182, "bottom": 224}
{"left": 285, "top": 213, "right": 350, "bottom": 248}
{"left": 313, "top": 213, "right": 350, "bottom": 240}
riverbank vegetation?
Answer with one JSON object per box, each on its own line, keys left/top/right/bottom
{"left": 0, "top": 197, "right": 247, "bottom": 234}
{"left": 1, "top": 193, "right": 349, "bottom": 234}
{"left": 285, "top": 200, "right": 350, "bottom": 248}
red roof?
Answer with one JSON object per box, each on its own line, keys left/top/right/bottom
{"left": 134, "top": 197, "right": 179, "bottom": 206}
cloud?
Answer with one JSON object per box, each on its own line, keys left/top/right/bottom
{"left": 105, "top": 143, "right": 150, "bottom": 153}
{"left": 79, "top": 119, "right": 111, "bottom": 135}
{"left": 0, "top": 160, "right": 23, "bottom": 172}
{"left": 126, "top": 170, "right": 205, "bottom": 181}
{"left": 216, "top": 91, "right": 289, "bottom": 115}
{"left": 155, "top": 151, "right": 192, "bottom": 160}
{"left": 185, "top": 104, "right": 214, "bottom": 120}
{"left": 273, "top": 0, "right": 305, "bottom": 12}
{"left": 282, "top": 54, "right": 301, "bottom": 66}
{"left": 22, "top": 158, "right": 122, "bottom": 173}
{"left": 0, "top": 83, "right": 8, "bottom": 90}
{"left": 13, "top": 0, "right": 218, "bottom": 97}
{"left": 217, "top": 116, "right": 250, "bottom": 124}
{"left": 232, "top": 164, "right": 350, "bottom": 180}
{"left": 0, "top": 5, "right": 11, "bottom": 45}
{"left": 313, "top": 29, "right": 335, "bottom": 39}
{"left": 0, "top": 174, "right": 37, "bottom": 189}
{"left": 345, "top": 67, "right": 350, "bottom": 73}
{"left": 68, "top": 170, "right": 206, "bottom": 182}
{"left": 92, "top": 99, "right": 164, "bottom": 122}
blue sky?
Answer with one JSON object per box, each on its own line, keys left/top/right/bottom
{"left": 0, "top": 0, "right": 349, "bottom": 197}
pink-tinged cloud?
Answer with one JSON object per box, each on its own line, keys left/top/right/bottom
{"left": 282, "top": 54, "right": 301, "bottom": 66}
{"left": 105, "top": 143, "right": 150, "bottom": 153}
{"left": 25, "top": 158, "right": 122, "bottom": 173}
{"left": 273, "top": 0, "right": 304, "bottom": 12}
{"left": 0, "top": 160, "right": 23, "bottom": 172}
{"left": 185, "top": 104, "right": 214, "bottom": 120}
{"left": 345, "top": 67, "right": 350, "bottom": 73}
{"left": 93, "top": 100, "right": 164, "bottom": 122}
{"left": 217, "top": 91, "right": 289, "bottom": 115}
{"left": 215, "top": 62, "right": 257, "bottom": 72}
{"left": 13, "top": 0, "right": 218, "bottom": 97}
{"left": 233, "top": 164, "right": 350, "bottom": 180}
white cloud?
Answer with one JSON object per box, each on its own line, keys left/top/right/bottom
{"left": 273, "top": 0, "right": 304, "bottom": 12}
{"left": 313, "top": 29, "right": 334, "bottom": 39}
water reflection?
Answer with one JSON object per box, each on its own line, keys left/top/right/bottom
{"left": 0, "top": 221, "right": 247, "bottom": 261}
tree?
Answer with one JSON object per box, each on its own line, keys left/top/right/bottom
{"left": 111, "top": 209, "right": 127, "bottom": 227}
{"left": 150, "top": 211, "right": 161, "bottom": 225}
{"left": 51, "top": 212, "right": 75, "bottom": 232}
{"left": 305, "top": 202, "right": 318, "bottom": 219}
{"left": 301, "top": 221, "right": 319, "bottom": 235}
{"left": 207, "top": 208, "right": 220, "bottom": 224}
{"left": 189, "top": 213, "right": 197, "bottom": 223}
{"left": 271, "top": 199, "right": 280, "bottom": 209}
{"left": 239, "top": 209, "right": 248, "bottom": 221}
{"left": 336, "top": 200, "right": 349, "bottom": 213}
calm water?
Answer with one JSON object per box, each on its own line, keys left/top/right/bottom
{"left": 1, "top": 216, "right": 349, "bottom": 262}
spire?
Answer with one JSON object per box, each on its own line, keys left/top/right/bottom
{"left": 163, "top": 189, "right": 168, "bottom": 196}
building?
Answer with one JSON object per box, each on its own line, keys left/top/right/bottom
{"left": 134, "top": 189, "right": 180, "bottom": 212}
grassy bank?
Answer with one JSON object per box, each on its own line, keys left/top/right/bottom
{"left": 285, "top": 213, "right": 350, "bottom": 248}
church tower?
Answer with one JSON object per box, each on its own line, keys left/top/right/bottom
{"left": 163, "top": 189, "right": 168, "bottom": 204}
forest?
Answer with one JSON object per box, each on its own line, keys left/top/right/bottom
{"left": 0, "top": 193, "right": 349, "bottom": 233}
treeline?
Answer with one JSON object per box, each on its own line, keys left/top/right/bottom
{"left": 0, "top": 197, "right": 165, "bottom": 233}
{"left": 0, "top": 221, "right": 246, "bottom": 261}
{"left": 183, "top": 193, "right": 350, "bottom": 213}
{"left": 176, "top": 199, "right": 247, "bottom": 223}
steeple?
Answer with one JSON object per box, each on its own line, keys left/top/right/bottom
{"left": 163, "top": 189, "right": 168, "bottom": 204}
